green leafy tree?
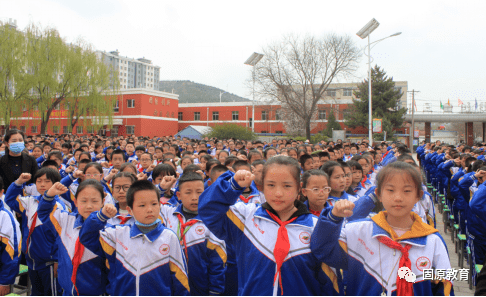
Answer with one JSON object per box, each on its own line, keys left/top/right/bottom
{"left": 0, "top": 23, "right": 33, "bottom": 128}
{"left": 324, "top": 109, "right": 341, "bottom": 137}
{"left": 25, "top": 24, "right": 118, "bottom": 135}
{"left": 65, "top": 40, "right": 118, "bottom": 133}
{"left": 345, "top": 65, "right": 406, "bottom": 138}
{"left": 204, "top": 124, "right": 256, "bottom": 141}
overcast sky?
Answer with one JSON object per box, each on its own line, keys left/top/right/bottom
{"left": 2, "top": 0, "right": 486, "bottom": 113}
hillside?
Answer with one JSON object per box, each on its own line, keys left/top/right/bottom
{"left": 158, "top": 80, "right": 250, "bottom": 103}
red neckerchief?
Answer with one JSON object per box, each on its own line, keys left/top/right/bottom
{"left": 378, "top": 236, "right": 413, "bottom": 296}
{"left": 360, "top": 175, "right": 368, "bottom": 188}
{"left": 265, "top": 210, "right": 298, "bottom": 295}
{"left": 118, "top": 216, "right": 131, "bottom": 225}
{"left": 176, "top": 213, "right": 198, "bottom": 260}
{"left": 71, "top": 238, "right": 85, "bottom": 296}
{"left": 239, "top": 194, "right": 252, "bottom": 204}
{"left": 308, "top": 208, "right": 321, "bottom": 216}
{"left": 381, "top": 150, "right": 390, "bottom": 161}
{"left": 26, "top": 212, "right": 38, "bottom": 254}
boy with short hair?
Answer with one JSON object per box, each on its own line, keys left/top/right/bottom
{"left": 232, "top": 161, "right": 264, "bottom": 204}
{"left": 159, "top": 173, "right": 226, "bottom": 295}
{"left": 103, "top": 149, "right": 126, "bottom": 177}
{"left": 79, "top": 180, "right": 190, "bottom": 296}
{"left": 125, "top": 142, "right": 137, "bottom": 163}
{"left": 4, "top": 168, "right": 80, "bottom": 295}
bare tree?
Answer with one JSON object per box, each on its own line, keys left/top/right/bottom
{"left": 253, "top": 34, "right": 360, "bottom": 139}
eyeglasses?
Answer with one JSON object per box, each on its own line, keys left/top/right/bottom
{"left": 113, "top": 185, "right": 131, "bottom": 192}
{"left": 85, "top": 174, "right": 103, "bottom": 178}
{"left": 304, "top": 187, "right": 332, "bottom": 194}
{"left": 344, "top": 173, "right": 352, "bottom": 178}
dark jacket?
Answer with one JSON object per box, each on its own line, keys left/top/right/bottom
{"left": 0, "top": 151, "right": 38, "bottom": 191}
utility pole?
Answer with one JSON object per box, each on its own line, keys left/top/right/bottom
{"left": 407, "top": 90, "right": 420, "bottom": 151}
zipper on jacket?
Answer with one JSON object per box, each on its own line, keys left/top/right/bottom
{"left": 136, "top": 236, "right": 145, "bottom": 296}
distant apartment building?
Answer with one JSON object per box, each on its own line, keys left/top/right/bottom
{"left": 96, "top": 50, "right": 160, "bottom": 90}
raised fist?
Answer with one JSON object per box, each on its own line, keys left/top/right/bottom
{"left": 331, "top": 199, "right": 355, "bottom": 218}
{"left": 65, "top": 166, "right": 75, "bottom": 174}
{"left": 16, "top": 173, "right": 32, "bottom": 184}
{"left": 233, "top": 170, "right": 254, "bottom": 188}
{"left": 137, "top": 172, "right": 147, "bottom": 180}
{"left": 146, "top": 164, "right": 156, "bottom": 172}
{"left": 101, "top": 203, "right": 117, "bottom": 219}
{"left": 46, "top": 182, "right": 69, "bottom": 197}
{"left": 100, "top": 162, "right": 110, "bottom": 168}
{"left": 73, "top": 170, "right": 84, "bottom": 179}
{"left": 159, "top": 176, "right": 177, "bottom": 190}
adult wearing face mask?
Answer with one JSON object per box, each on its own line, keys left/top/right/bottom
{"left": 0, "top": 129, "right": 38, "bottom": 191}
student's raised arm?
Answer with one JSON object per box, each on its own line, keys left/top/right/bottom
{"left": 310, "top": 199, "right": 354, "bottom": 270}
{"left": 198, "top": 170, "right": 253, "bottom": 245}
{"left": 79, "top": 204, "right": 117, "bottom": 258}
{"left": 37, "top": 182, "right": 69, "bottom": 237}
{"left": 4, "top": 173, "right": 31, "bottom": 214}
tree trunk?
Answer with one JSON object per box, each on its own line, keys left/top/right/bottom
{"left": 40, "top": 119, "right": 48, "bottom": 136}
{"left": 305, "top": 118, "right": 311, "bottom": 140}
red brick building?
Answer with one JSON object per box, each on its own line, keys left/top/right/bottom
{"left": 4, "top": 82, "right": 408, "bottom": 137}
{"left": 177, "top": 101, "right": 366, "bottom": 135}
{"left": 4, "top": 89, "right": 179, "bottom": 137}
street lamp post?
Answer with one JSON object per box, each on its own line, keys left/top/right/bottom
{"left": 244, "top": 52, "right": 264, "bottom": 133}
{"left": 357, "top": 19, "right": 401, "bottom": 145}
{"left": 219, "top": 91, "right": 227, "bottom": 103}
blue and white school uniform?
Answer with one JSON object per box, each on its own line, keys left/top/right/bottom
{"left": 311, "top": 210, "right": 454, "bottom": 296}
{"left": 0, "top": 198, "right": 21, "bottom": 287}
{"left": 37, "top": 194, "right": 108, "bottom": 296}
{"left": 159, "top": 204, "right": 226, "bottom": 295}
{"left": 78, "top": 211, "right": 190, "bottom": 296}
{"left": 198, "top": 171, "right": 342, "bottom": 296}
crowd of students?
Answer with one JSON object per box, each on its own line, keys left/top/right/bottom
{"left": 0, "top": 129, "right": 481, "bottom": 295}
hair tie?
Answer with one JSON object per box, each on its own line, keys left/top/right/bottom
{"left": 170, "top": 159, "right": 173, "bottom": 162}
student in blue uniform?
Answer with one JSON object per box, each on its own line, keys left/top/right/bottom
{"left": 311, "top": 162, "right": 454, "bottom": 296}
{"left": 37, "top": 179, "right": 108, "bottom": 296}
{"left": 0, "top": 177, "right": 21, "bottom": 296}
{"left": 199, "top": 156, "right": 342, "bottom": 295}
{"left": 79, "top": 180, "right": 190, "bottom": 296}
{"left": 159, "top": 172, "right": 226, "bottom": 295}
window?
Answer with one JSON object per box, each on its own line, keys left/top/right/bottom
{"left": 249, "top": 117, "right": 252, "bottom": 127}
{"left": 318, "top": 109, "right": 326, "bottom": 120}
{"left": 275, "top": 110, "right": 281, "bottom": 121}
{"left": 31, "top": 126, "right": 38, "bottom": 133}
{"left": 114, "top": 100, "right": 119, "bottom": 112}
{"left": 232, "top": 111, "right": 239, "bottom": 121}
{"left": 261, "top": 131, "right": 268, "bottom": 133}
{"left": 326, "top": 89, "right": 336, "bottom": 97}
{"left": 276, "top": 130, "right": 283, "bottom": 134}
{"left": 212, "top": 111, "right": 219, "bottom": 121}
{"left": 87, "top": 126, "right": 94, "bottom": 134}
{"left": 167, "top": 99, "right": 170, "bottom": 106}
{"left": 53, "top": 126, "right": 60, "bottom": 134}
{"left": 63, "top": 126, "right": 70, "bottom": 134}
{"left": 19, "top": 126, "right": 25, "bottom": 132}
{"left": 194, "top": 112, "right": 200, "bottom": 121}
{"left": 126, "top": 126, "right": 135, "bottom": 134}
{"left": 342, "top": 109, "right": 350, "bottom": 118}
{"left": 76, "top": 126, "right": 83, "bottom": 134}
{"left": 127, "top": 99, "right": 135, "bottom": 108}
{"left": 343, "top": 89, "right": 353, "bottom": 96}
{"left": 394, "top": 87, "right": 402, "bottom": 94}
{"left": 178, "top": 112, "right": 183, "bottom": 121}
{"left": 261, "top": 111, "right": 268, "bottom": 120}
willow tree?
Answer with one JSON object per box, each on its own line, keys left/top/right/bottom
{"left": 25, "top": 24, "right": 118, "bottom": 135}
{"left": 64, "top": 40, "right": 118, "bottom": 134}
{"left": 254, "top": 34, "right": 360, "bottom": 140}
{"left": 0, "top": 22, "right": 33, "bottom": 128}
